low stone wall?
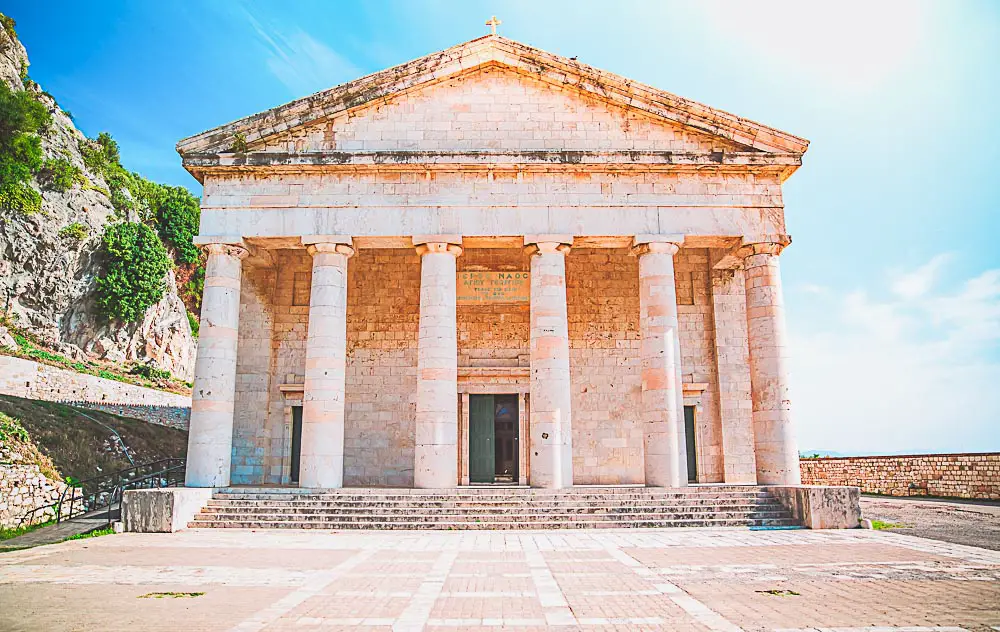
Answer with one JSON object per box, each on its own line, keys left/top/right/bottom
{"left": 800, "top": 453, "right": 1000, "bottom": 500}
{"left": 0, "top": 463, "right": 69, "bottom": 529}
{"left": 0, "top": 355, "right": 191, "bottom": 430}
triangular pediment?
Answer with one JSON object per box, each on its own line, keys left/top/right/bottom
{"left": 178, "top": 35, "right": 808, "bottom": 158}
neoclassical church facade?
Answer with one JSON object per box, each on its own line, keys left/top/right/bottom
{"left": 178, "top": 34, "right": 808, "bottom": 490}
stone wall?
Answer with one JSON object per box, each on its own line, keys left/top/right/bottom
{"left": 0, "top": 463, "right": 70, "bottom": 529}
{"left": 0, "top": 355, "right": 191, "bottom": 429}
{"left": 800, "top": 453, "right": 1000, "bottom": 500}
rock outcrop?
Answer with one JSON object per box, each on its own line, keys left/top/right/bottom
{"left": 0, "top": 19, "right": 195, "bottom": 380}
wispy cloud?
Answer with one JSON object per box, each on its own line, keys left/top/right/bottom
{"left": 238, "top": 7, "right": 361, "bottom": 97}
{"left": 790, "top": 255, "right": 1000, "bottom": 455}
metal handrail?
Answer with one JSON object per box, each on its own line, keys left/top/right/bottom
{"left": 17, "top": 458, "right": 186, "bottom": 528}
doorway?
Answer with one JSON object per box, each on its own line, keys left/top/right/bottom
{"left": 469, "top": 394, "right": 519, "bottom": 483}
{"left": 684, "top": 405, "right": 697, "bottom": 483}
{"left": 290, "top": 405, "right": 303, "bottom": 484}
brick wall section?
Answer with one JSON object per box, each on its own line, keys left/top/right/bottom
{"left": 260, "top": 66, "right": 746, "bottom": 154}
{"left": 457, "top": 249, "right": 530, "bottom": 369}
{"left": 801, "top": 454, "right": 1000, "bottom": 500}
{"left": 345, "top": 248, "right": 421, "bottom": 486}
{"left": 675, "top": 248, "right": 724, "bottom": 483}
{"left": 566, "top": 248, "right": 642, "bottom": 484}
{"left": 0, "top": 355, "right": 191, "bottom": 429}
{"left": 231, "top": 265, "right": 277, "bottom": 485}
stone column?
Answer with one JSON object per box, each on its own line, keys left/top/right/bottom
{"left": 633, "top": 238, "right": 686, "bottom": 488}
{"left": 413, "top": 237, "right": 462, "bottom": 488}
{"left": 525, "top": 237, "right": 573, "bottom": 489}
{"left": 185, "top": 243, "right": 249, "bottom": 488}
{"left": 299, "top": 237, "right": 354, "bottom": 488}
{"left": 710, "top": 260, "right": 757, "bottom": 484}
{"left": 741, "top": 240, "right": 801, "bottom": 485}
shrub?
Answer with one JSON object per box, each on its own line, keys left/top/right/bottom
{"left": 184, "top": 265, "right": 205, "bottom": 311}
{"left": 38, "top": 157, "right": 84, "bottom": 192}
{"left": 129, "top": 363, "right": 171, "bottom": 381}
{"left": 187, "top": 310, "right": 199, "bottom": 337}
{"left": 79, "top": 132, "right": 164, "bottom": 222}
{"left": 0, "top": 78, "right": 50, "bottom": 215}
{"left": 58, "top": 222, "right": 89, "bottom": 241}
{"left": 231, "top": 132, "right": 248, "bottom": 153}
{"left": 0, "top": 13, "right": 16, "bottom": 42}
{"left": 95, "top": 222, "right": 171, "bottom": 322}
{"left": 155, "top": 186, "right": 200, "bottom": 264}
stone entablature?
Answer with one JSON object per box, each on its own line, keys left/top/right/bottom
{"left": 177, "top": 34, "right": 809, "bottom": 490}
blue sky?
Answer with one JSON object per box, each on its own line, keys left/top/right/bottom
{"left": 9, "top": 1, "right": 999, "bottom": 454}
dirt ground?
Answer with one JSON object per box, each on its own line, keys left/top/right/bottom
{"left": 861, "top": 494, "right": 1000, "bottom": 551}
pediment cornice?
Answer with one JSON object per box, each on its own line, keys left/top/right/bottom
{"left": 177, "top": 35, "right": 809, "bottom": 167}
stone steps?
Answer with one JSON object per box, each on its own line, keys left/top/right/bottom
{"left": 190, "top": 486, "right": 798, "bottom": 530}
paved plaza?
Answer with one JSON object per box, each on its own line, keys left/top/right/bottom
{"left": 2, "top": 528, "right": 999, "bottom": 631}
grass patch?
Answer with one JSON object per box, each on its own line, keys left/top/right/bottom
{"left": 871, "top": 520, "right": 909, "bottom": 530}
{"left": 138, "top": 592, "right": 204, "bottom": 599}
{"left": 756, "top": 589, "right": 800, "bottom": 597}
{"left": 67, "top": 526, "right": 115, "bottom": 540}
{"left": 0, "top": 520, "right": 54, "bottom": 541}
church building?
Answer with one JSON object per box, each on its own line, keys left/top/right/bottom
{"left": 177, "top": 32, "right": 808, "bottom": 491}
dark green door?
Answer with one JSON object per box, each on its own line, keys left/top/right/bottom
{"left": 684, "top": 405, "right": 697, "bottom": 483}
{"left": 290, "top": 406, "right": 303, "bottom": 484}
{"left": 469, "top": 394, "right": 495, "bottom": 483}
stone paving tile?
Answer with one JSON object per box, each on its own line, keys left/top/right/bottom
{"left": 0, "top": 528, "right": 998, "bottom": 630}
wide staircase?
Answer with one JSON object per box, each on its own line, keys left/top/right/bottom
{"left": 189, "top": 486, "right": 799, "bottom": 530}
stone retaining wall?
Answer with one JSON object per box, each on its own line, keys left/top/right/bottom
{"left": 0, "top": 463, "right": 69, "bottom": 529}
{"left": 0, "top": 355, "right": 191, "bottom": 430}
{"left": 800, "top": 453, "right": 1000, "bottom": 500}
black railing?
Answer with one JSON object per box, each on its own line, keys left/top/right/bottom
{"left": 18, "top": 458, "right": 186, "bottom": 528}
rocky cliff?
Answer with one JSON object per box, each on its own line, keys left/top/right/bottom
{"left": 0, "top": 17, "right": 196, "bottom": 380}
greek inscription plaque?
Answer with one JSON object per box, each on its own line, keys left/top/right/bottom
{"left": 457, "top": 271, "right": 529, "bottom": 304}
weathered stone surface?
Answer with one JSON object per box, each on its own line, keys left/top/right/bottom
{"left": 766, "top": 484, "right": 862, "bottom": 529}
{"left": 121, "top": 487, "right": 212, "bottom": 533}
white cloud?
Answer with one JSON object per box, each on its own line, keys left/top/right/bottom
{"left": 790, "top": 255, "right": 1000, "bottom": 455}
{"left": 240, "top": 9, "right": 361, "bottom": 97}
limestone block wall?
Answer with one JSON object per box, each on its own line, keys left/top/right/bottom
{"left": 0, "top": 355, "right": 191, "bottom": 429}
{"left": 0, "top": 463, "right": 70, "bottom": 529}
{"left": 345, "top": 249, "right": 421, "bottom": 486}
{"left": 230, "top": 265, "right": 277, "bottom": 485}
{"left": 800, "top": 453, "right": 1000, "bottom": 500}
{"left": 566, "top": 248, "right": 642, "bottom": 484}
{"left": 457, "top": 249, "right": 531, "bottom": 368}
{"left": 675, "top": 248, "right": 724, "bottom": 482}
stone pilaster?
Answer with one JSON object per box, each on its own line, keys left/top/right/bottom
{"left": 413, "top": 238, "right": 463, "bottom": 488}
{"left": 740, "top": 240, "right": 801, "bottom": 485}
{"left": 299, "top": 237, "right": 354, "bottom": 488}
{"left": 525, "top": 237, "right": 573, "bottom": 489}
{"left": 185, "top": 243, "right": 249, "bottom": 488}
{"left": 710, "top": 256, "right": 757, "bottom": 484}
{"left": 633, "top": 238, "right": 686, "bottom": 487}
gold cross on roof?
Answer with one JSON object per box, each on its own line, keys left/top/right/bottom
{"left": 485, "top": 15, "right": 502, "bottom": 35}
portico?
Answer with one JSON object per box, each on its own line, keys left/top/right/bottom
{"left": 178, "top": 34, "right": 808, "bottom": 490}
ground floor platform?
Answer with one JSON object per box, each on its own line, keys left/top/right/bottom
{"left": 3, "top": 526, "right": 998, "bottom": 630}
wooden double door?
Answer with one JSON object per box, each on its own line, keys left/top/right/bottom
{"left": 469, "top": 394, "right": 519, "bottom": 484}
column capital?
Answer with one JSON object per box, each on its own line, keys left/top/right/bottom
{"left": 201, "top": 243, "right": 250, "bottom": 260}
{"left": 524, "top": 235, "right": 572, "bottom": 256}
{"left": 306, "top": 242, "right": 355, "bottom": 258}
{"left": 412, "top": 235, "right": 463, "bottom": 257}
{"left": 737, "top": 235, "right": 792, "bottom": 259}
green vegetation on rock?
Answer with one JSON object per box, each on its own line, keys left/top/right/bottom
{"left": 0, "top": 79, "right": 51, "bottom": 215}
{"left": 187, "top": 310, "right": 200, "bottom": 337}
{"left": 95, "top": 222, "right": 171, "bottom": 322}
{"left": 0, "top": 410, "right": 61, "bottom": 481}
{"left": 58, "top": 222, "right": 89, "bottom": 241}
{"left": 155, "top": 185, "right": 200, "bottom": 264}
{"left": 38, "top": 156, "right": 84, "bottom": 192}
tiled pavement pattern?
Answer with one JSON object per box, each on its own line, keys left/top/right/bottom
{"left": 1, "top": 528, "right": 998, "bottom": 631}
